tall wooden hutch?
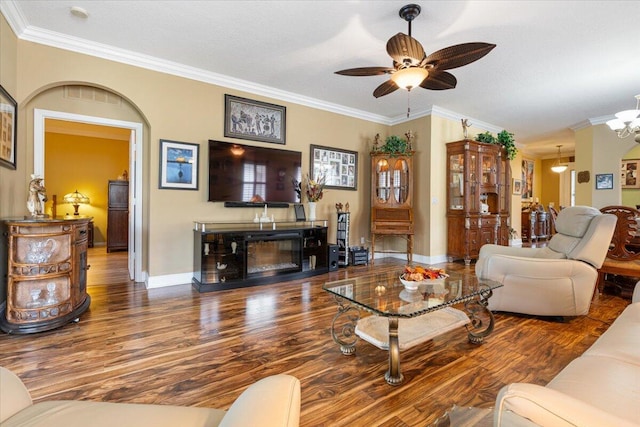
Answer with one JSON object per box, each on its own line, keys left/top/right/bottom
{"left": 370, "top": 151, "right": 414, "bottom": 262}
{"left": 446, "top": 139, "right": 511, "bottom": 264}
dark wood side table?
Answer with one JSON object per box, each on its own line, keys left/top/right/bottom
{"left": 88, "top": 221, "right": 94, "bottom": 248}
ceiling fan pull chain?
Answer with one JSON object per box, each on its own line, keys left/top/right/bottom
{"left": 407, "top": 91, "right": 411, "bottom": 118}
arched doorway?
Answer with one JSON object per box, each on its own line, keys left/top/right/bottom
{"left": 26, "top": 84, "right": 147, "bottom": 282}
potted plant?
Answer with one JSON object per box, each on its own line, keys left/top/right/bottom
{"left": 475, "top": 130, "right": 517, "bottom": 160}
{"left": 378, "top": 135, "right": 412, "bottom": 156}
{"left": 496, "top": 130, "right": 517, "bottom": 160}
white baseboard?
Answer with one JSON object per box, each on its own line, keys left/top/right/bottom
{"left": 373, "top": 252, "right": 449, "bottom": 265}
{"left": 146, "top": 272, "right": 192, "bottom": 289}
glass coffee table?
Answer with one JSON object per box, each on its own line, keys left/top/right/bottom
{"left": 322, "top": 269, "right": 502, "bottom": 385}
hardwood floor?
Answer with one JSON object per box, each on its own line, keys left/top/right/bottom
{"left": 0, "top": 247, "right": 630, "bottom": 426}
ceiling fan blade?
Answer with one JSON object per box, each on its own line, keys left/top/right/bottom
{"left": 373, "top": 80, "right": 399, "bottom": 98}
{"left": 422, "top": 42, "right": 496, "bottom": 70}
{"left": 419, "top": 70, "right": 457, "bottom": 90}
{"left": 386, "top": 33, "right": 425, "bottom": 65}
{"left": 335, "top": 66, "right": 395, "bottom": 76}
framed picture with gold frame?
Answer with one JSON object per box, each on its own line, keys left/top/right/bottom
{"left": 0, "top": 84, "right": 17, "bottom": 170}
{"left": 521, "top": 159, "right": 534, "bottom": 200}
{"left": 621, "top": 159, "right": 640, "bottom": 188}
{"left": 512, "top": 178, "right": 522, "bottom": 195}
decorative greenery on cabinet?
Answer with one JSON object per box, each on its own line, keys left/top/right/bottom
{"left": 375, "top": 135, "right": 413, "bottom": 156}
{"left": 475, "top": 130, "right": 517, "bottom": 160}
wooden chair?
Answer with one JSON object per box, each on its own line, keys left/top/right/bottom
{"left": 597, "top": 205, "right": 640, "bottom": 298}
{"left": 548, "top": 206, "right": 559, "bottom": 235}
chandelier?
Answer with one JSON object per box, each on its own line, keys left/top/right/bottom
{"left": 551, "top": 145, "right": 567, "bottom": 173}
{"left": 606, "top": 95, "right": 640, "bottom": 143}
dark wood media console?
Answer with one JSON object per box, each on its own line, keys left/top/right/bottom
{"left": 193, "top": 220, "right": 329, "bottom": 292}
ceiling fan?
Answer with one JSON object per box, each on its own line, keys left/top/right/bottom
{"left": 335, "top": 4, "right": 496, "bottom": 99}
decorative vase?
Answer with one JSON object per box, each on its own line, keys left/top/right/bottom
{"left": 307, "top": 202, "right": 317, "bottom": 221}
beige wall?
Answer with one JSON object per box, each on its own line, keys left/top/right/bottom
{"left": 575, "top": 123, "right": 637, "bottom": 209}
{"left": 8, "top": 35, "right": 390, "bottom": 281}
{"left": 0, "top": 14, "right": 21, "bottom": 218}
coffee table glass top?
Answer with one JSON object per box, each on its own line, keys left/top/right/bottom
{"left": 322, "top": 269, "right": 502, "bottom": 318}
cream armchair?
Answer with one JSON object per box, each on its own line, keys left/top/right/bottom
{"left": 475, "top": 206, "right": 617, "bottom": 316}
{"left": 0, "top": 367, "right": 301, "bottom": 427}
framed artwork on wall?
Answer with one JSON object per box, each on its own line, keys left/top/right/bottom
{"left": 0, "top": 84, "right": 17, "bottom": 170}
{"left": 512, "top": 178, "right": 522, "bottom": 195}
{"left": 621, "top": 159, "right": 640, "bottom": 188}
{"left": 159, "top": 139, "right": 199, "bottom": 190}
{"left": 224, "top": 94, "right": 286, "bottom": 145}
{"left": 310, "top": 144, "right": 358, "bottom": 190}
{"left": 521, "top": 159, "right": 534, "bottom": 200}
{"left": 595, "top": 173, "right": 614, "bottom": 190}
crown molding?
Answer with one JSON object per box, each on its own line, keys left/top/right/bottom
{"left": 570, "top": 115, "right": 612, "bottom": 132}
{"left": 2, "top": 3, "right": 391, "bottom": 125}
{"left": 0, "top": 0, "right": 28, "bottom": 36}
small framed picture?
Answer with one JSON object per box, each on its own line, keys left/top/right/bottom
{"left": 512, "top": 178, "right": 522, "bottom": 195}
{"left": 294, "top": 204, "right": 306, "bottom": 221}
{"left": 159, "top": 139, "right": 199, "bottom": 190}
{"left": 595, "top": 173, "right": 613, "bottom": 190}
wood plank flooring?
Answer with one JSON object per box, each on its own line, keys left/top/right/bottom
{"left": 0, "top": 247, "right": 630, "bottom": 426}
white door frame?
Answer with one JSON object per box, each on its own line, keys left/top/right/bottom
{"left": 559, "top": 161, "right": 575, "bottom": 208}
{"left": 34, "top": 108, "right": 144, "bottom": 282}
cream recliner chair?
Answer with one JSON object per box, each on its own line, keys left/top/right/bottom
{"left": 475, "top": 206, "right": 617, "bottom": 316}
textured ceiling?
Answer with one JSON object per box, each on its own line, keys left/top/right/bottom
{"left": 4, "top": 0, "right": 640, "bottom": 157}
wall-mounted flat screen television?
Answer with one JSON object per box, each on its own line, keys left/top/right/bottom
{"left": 208, "top": 140, "right": 302, "bottom": 204}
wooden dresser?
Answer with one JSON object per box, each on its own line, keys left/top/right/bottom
{"left": 0, "top": 217, "right": 91, "bottom": 334}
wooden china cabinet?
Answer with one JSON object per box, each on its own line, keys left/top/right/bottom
{"left": 370, "top": 151, "right": 414, "bottom": 263}
{"left": 446, "top": 139, "right": 511, "bottom": 264}
{"left": 0, "top": 217, "right": 91, "bottom": 334}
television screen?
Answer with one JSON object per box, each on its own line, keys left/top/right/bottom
{"left": 208, "top": 140, "right": 302, "bottom": 204}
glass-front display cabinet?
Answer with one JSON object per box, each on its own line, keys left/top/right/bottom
{"left": 446, "top": 139, "right": 511, "bottom": 265}
{"left": 370, "top": 152, "right": 414, "bottom": 263}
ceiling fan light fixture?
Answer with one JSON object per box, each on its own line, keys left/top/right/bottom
{"left": 390, "top": 67, "right": 429, "bottom": 91}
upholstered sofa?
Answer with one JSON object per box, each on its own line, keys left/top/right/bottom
{"left": 476, "top": 206, "right": 617, "bottom": 316}
{"left": 493, "top": 284, "right": 640, "bottom": 426}
{"left": 0, "top": 369, "right": 300, "bottom": 427}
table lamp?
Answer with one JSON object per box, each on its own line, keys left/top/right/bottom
{"left": 63, "top": 190, "right": 90, "bottom": 215}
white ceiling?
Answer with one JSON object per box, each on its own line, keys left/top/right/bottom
{"left": 3, "top": 0, "right": 640, "bottom": 157}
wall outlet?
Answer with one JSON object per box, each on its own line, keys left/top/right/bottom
{"left": 360, "top": 236, "right": 365, "bottom": 245}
